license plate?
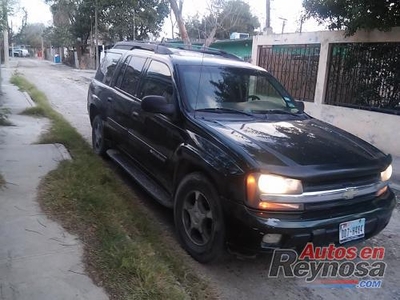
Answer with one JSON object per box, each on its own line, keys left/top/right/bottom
{"left": 339, "top": 218, "right": 365, "bottom": 244}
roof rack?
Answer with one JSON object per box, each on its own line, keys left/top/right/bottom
{"left": 160, "top": 42, "right": 243, "bottom": 61}
{"left": 112, "top": 41, "right": 243, "bottom": 61}
{"left": 113, "top": 41, "right": 173, "bottom": 54}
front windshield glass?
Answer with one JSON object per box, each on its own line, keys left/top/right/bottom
{"left": 178, "top": 65, "right": 299, "bottom": 114}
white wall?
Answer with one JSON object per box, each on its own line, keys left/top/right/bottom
{"left": 304, "top": 103, "right": 398, "bottom": 156}
{"left": 252, "top": 29, "right": 400, "bottom": 157}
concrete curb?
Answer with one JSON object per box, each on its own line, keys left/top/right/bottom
{"left": 23, "top": 91, "right": 35, "bottom": 107}
{"left": 54, "top": 143, "right": 72, "bottom": 161}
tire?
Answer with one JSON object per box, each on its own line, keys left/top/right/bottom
{"left": 174, "top": 172, "right": 225, "bottom": 263}
{"left": 92, "top": 115, "right": 108, "bottom": 157}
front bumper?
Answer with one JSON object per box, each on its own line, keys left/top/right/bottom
{"left": 223, "top": 188, "right": 396, "bottom": 252}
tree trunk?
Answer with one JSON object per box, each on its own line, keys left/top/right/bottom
{"left": 204, "top": 26, "right": 217, "bottom": 47}
{"left": 169, "top": 0, "right": 190, "bottom": 45}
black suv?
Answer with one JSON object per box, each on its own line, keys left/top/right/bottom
{"left": 87, "top": 41, "right": 395, "bottom": 262}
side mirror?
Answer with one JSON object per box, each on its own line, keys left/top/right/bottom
{"left": 141, "top": 95, "right": 175, "bottom": 115}
{"left": 295, "top": 100, "right": 305, "bottom": 112}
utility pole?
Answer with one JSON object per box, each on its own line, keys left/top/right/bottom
{"left": 265, "top": 0, "right": 273, "bottom": 34}
{"left": 265, "top": 0, "right": 270, "bottom": 29}
{"left": 278, "top": 17, "right": 287, "bottom": 34}
{"left": 132, "top": 9, "right": 135, "bottom": 40}
{"left": 3, "top": 0, "right": 9, "bottom": 68}
{"left": 95, "top": 0, "right": 99, "bottom": 69}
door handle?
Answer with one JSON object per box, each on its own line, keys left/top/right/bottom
{"left": 131, "top": 111, "right": 139, "bottom": 118}
{"left": 107, "top": 97, "right": 113, "bottom": 102}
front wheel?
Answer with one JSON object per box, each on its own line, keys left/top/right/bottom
{"left": 92, "top": 115, "right": 108, "bottom": 157}
{"left": 174, "top": 173, "right": 225, "bottom": 263}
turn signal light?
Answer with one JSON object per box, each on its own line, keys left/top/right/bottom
{"left": 258, "top": 202, "right": 303, "bottom": 211}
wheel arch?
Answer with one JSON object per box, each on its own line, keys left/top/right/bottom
{"left": 89, "top": 103, "right": 103, "bottom": 125}
{"left": 173, "top": 147, "right": 225, "bottom": 199}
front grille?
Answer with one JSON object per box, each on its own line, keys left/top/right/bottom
{"left": 302, "top": 174, "right": 379, "bottom": 193}
{"left": 301, "top": 173, "right": 383, "bottom": 212}
{"left": 304, "top": 193, "right": 376, "bottom": 211}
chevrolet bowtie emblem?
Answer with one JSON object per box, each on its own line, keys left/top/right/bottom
{"left": 343, "top": 188, "right": 357, "bottom": 200}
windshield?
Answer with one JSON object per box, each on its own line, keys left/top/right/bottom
{"left": 178, "top": 65, "right": 300, "bottom": 114}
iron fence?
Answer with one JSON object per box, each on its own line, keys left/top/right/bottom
{"left": 257, "top": 44, "right": 320, "bottom": 102}
{"left": 325, "top": 42, "right": 400, "bottom": 115}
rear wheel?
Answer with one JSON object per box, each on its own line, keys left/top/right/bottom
{"left": 92, "top": 115, "right": 108, "bottom": 157}
{"left": 174, "top": 173, "right": 225, "bottom": 263}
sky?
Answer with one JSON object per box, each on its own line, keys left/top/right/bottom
{"left": 10, "top": 0, "right": 53, "bottom": 29}
{"left": 10, "top": 0, "right": 324, "bottom": 37}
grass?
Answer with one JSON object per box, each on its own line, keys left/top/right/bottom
{"left": 21, "top": 106, "right": 47, "bottom": 117}
{"left": 0, "top": 108, "right": 13, "bottom": 126}
{"left": 10, "top": 74, "right": 216, "bottom": 300}
{"left": 0, "top": 174, "right": 5, "bottom": 189}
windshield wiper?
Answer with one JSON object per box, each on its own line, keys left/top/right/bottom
{"left": 253, "top": 109, "right": 302, "bottom": 117}
{"left": 195, "top": 107, "right": 255, "bottom": 117}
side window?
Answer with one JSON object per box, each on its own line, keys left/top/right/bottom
{"left": 140, "top": 61, "right": 174, "bottom": 103}
{"left": 119, "top": 56, "right": 146, "bottom": 97}
{"left": 115, "top": 56, "right": 131, "bottom": 88}
{"left": 94, "top": 52, "right": 122, "bottom": 85}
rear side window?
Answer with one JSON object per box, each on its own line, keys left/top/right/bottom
{"left": 114, "top": 56, "right": 131, "bottom": 88}
{"left": 140, "top": 61, "right": 174, "bottom": 103}
{"left": 95, "top": 51, "right": 122, "bottom": 85}
{"left": 119, "top": 56, "right": 146, "bottom": 97}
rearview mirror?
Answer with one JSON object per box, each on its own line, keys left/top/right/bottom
{"left": 141, "top": 95, "right": 175, "bottom": 115}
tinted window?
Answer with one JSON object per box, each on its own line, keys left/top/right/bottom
{"left": 115, "top": 56, "right": 131, "bottom": 88}
{"left": 140, "top": 61, "right": 174, "bottom": 103}
{"left": 94, "top": 51, "right": 122, "bottom": 85}
{"left": 178, "top": 65, "right": 297, "bottom": 112}
{"left": 119, "top": 56, "right": 146, "bottom": 97}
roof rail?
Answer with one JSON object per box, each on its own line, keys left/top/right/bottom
{"left": 112, "top": 40, "right": 243, "bottom": 61}
{"left": 113, "top": 41, "right": 173, "bottom": 54}
{"left": 160, "top": 42, "right": 243, "bottom": 61}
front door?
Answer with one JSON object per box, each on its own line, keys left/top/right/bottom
{"left": 128, "top": 60, "right": 184, "bottom": 193}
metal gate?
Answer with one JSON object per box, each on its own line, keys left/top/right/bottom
{"left": 257, "top": 44, "right": 320, "bottom": 102}
{"left": 325, "top": 42, "right": 400, "bottom": 115}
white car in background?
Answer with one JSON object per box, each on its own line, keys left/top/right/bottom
{"left": 13, "top": 48, "right": 30, "bottom": 57}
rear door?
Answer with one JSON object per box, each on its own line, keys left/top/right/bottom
{"left": 90, "top": 50, "right": 123, "bottom": 139}
{"left": 111, "top": 55, "right": 147, "bottom": 151}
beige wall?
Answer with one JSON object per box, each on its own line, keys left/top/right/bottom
{"left": 304, "top": 103, "right": 399, "bottom": 157}
{"left": 252, "top": 29, "right": 400, "bottom": 157}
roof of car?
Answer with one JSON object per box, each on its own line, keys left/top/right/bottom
{"left": 112, "top": 41, "right": 264, "bottom": 71}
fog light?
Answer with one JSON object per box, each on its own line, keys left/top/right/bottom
{"left": 262, "top": 233, "right": 282, "bottom": 244}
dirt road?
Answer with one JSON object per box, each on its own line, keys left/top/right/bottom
{"left": 14, "top": 58, "right": 400, "bottom": 300}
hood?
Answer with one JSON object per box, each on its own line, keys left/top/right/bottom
{"left": 200, "top": 118, "right": 389, "bottom": 178}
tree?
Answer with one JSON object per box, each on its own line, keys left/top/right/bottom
{"left": 168, "top": 0, "right": 189, "bottom": 44}
{"left": 102, "top": 0, "right": 169, "bottom": 41}
{"left": 14, "top": 23, "right": 46, "bottom": 48}
{"left": 1, "top": 0, "right": 18, "bottom": 93}
{"left": 213, "top": 0, "right": 260, "bottom": 40}
{"left": 303, "top": 0, "right": 400, "bottom": 36}
{"left": 45, "top": 0, "right": 170, "bottom": 47}
{"left": 0, "top": 0, "right": 17, "bottom": 30}
{"left": 185, "top": 15, "right": 204, "bottom": 41}
{"left": 185, "top": 0, "right": 260, "bottom": 46}
{"left": 46, "top": 0, "right": 91, "bottom": 47}
{"left": 44, "top": 25, "right": 74, "bottom": 48}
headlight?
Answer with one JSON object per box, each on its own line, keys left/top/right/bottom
{"left": 246, "top": 173, "right": 303, "bottom": 211}
{"left": 381, "top": 165, "right": 392, "bottom": 182}
{"left": 258, "top": 174, "right": 303, "bottom": 194}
